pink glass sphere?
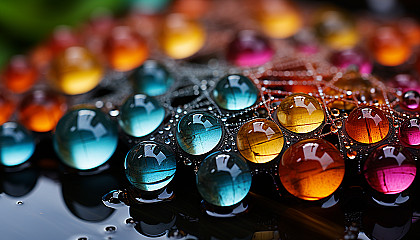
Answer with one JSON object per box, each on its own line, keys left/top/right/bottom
{"left": 364, "top": 144, "right": 416, "bottom": 194}
{"left": 330, "top": 48, "right": 372, "bottom": 74}
{"left": 399, "top": 118, "right": 420, "bottom": 148}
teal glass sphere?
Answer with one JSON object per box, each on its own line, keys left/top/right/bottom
{"left": 131, "top": 60, "right": 174, "bottom": 96}
{"left": 212, "top": 74, "right": 258, "bottom": 110}
{"left": 0, "top": 122, "right": 35, "bottom": 167}
{"left": 176, "top": 111, "right": 223, "bottom": 155}
{"left": 125, "top": 141, "right": 176, "bottom": 191}
{"left": 119, "top": 94, "right": 165, "bottom": 137}
{"left": 53, "top": 108, "right": 118, "bottom": 170}
{"left": 196, "top": 152, "right": 252, "bottom": 207}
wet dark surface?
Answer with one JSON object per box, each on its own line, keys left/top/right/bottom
{"left": 1, "top": 137, "right": 420, "bottom": 240}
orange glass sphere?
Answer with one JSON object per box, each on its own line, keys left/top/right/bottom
{"left": 2, "top": 55, "right": 38, "bottom": 93}
{"left": 159, "top": 14, "right": 206, "bottom": 59}
{"left": 104, "top": 26, "right": 148, "bottom": 72}
{"left": 236, "top": 118, "right": 284, "bottom": 164}
{"left": 171, "top": 0, "right": 210, "bottom": 19}
{"left": 345, "top": 106, "right": 390, "bottom": 144}
{"left": 18, "top": 90, "right": 67, "bottom": 132}
{"left": 48, "top": 47, "right": 104, "bottom": 95}
{"left": 279, "top": 139, "right": 345, "bottom": 201}
{"left": 370, "top": 26, "right": 411, "bottom": 66}
{"left": 0, "top": 92, "right": 15, "bottom": 125}
{"left": 256, "top": 0, "right": 302, "bottom": 39}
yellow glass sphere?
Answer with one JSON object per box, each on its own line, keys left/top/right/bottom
{"left": 49, "top": 47, "right": 103, "bottom": 95}
{"left": 277, "top": 93, "right": 324, "bottom": 133}
{"left": 256, "top": 0, "right": 302, "bottom": 39}
{"left": 236, "top": 118, "right": 284, "bottom": 164}
{"left": 159, "top": 14, "right": 206, "bottom": 59}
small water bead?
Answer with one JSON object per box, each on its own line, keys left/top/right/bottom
{"left": 0, "top": 92, "right": 15, "bottom": 125}
{"left": 345, "top": 106, "right": 390, "bottom": 144}
{"left": 17, "top": 90, "right": 67, "bottom": 132}
{"left": 105, "top": 226, "right": 117, "bottom": 233}
{"left": 104, "top": 26, "right": 148, "bottom": 72}
{"left": 236, "top": 119, "right": 284, "bottom": 164}
{"left": 119, "top": 94, "right": 165, "bottom": 138}
{"left": 53, "top": 108, "right": 118, "bottom": 170}
{"left": 48, "top": 47, "right": 103, "bottom": 95}
{"left": 278, "top": 139, "right": 345, "bottom": 201}
{"left": 125, "top": 141, "right": 176, "bottom": 191}
{"left": 212, "top": 74, "right": 258, "bottom": 111}
{"left": 159, "top": 14, "right": 206, "bottom": 59}
{"left": 0, "top": 122, "right": 35, "bottom": 167}
{"left": 196, "top": 151, "right": 252, "bottom": 207}
{"left": 401, "top": 90, "right": 420, "bottom": 110}
{"left": 131, "top": 60, "right": 174, "bottom": 96}
{"left": 255, "top": 0, "right": 302, "bottom": 39}
{"left": 176, "top": 111, "right": 223, "bottom": 155}
{"left": 364, "top": 144, "right": 416, "bottom": 194}
{"left": 330, "top": 48, "right": 372, "bottom": 74}
{"left": 347, "top": 150, "right": 357, "bottom": 160}
{"left": 399, "top": 118, "right": 420, "bottom": 148}
{"left": 2, "top": 55, "right": 38, "bottom": 93}
{"left": 226, "top": 30, "right": 274, "bottom": 67}
{"left": 277, "top": 93, "right": 325, "bottom": 133}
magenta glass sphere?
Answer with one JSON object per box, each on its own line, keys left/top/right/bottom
{"left": 363, "top": 144, "right": 416, "bottom": 194}
{"left": 330, "top": 48, "right": 372, "bottom": 74}
{"left": 400, "top": 90, "right": 420, "bottom": 110}
{"left": 399, "top": 118, "right": 420, "bottom": 148}
{"left": 226, "top": 30, "right": 274, "bottom": 67}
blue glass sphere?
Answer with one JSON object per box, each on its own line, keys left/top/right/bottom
{"left": 53, "top": 108, "right": 118, "bottom": 170}
{"left": 0, "top": 122, "right": 35, "bottom": 166}
{"left": 131, "top": 60, "right": 174, "bottom": 96}
{"left": 125, "top": 141, "right": 176, "bottom": 191}
{"left": 176, "top": 111, "right": 223, "bottom": 155}
{"left": 196, "top": 152, "right": 252, "bottom": 207}
{"left": 212, "top": 74, "right": 258, "bottom": 110}
{"left": 119, "top": 94, "right": 165, "bottom": 137}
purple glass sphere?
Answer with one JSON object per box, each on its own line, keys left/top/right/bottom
{"left": 330, "top": 48, "right": 372, "bottom": 74}
{"left": 401, "top": 90, "right": 420, "bottom": 110}
{"left": 399, "top": 118, "right": 420, "bottom": 148}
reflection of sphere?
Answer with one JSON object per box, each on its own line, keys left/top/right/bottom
{"left": 364, "top": 144, "right": 416, "bottom": 194}
{"left": 125, "top": 141, "right": 176, "bottom": 191}
{"left": 119, "top": 94, "right": 165, "bottom": 137}
{"left": 53, "top": 108, "right": 118, "bottom": 170}
{"left": 2, "top": 167, "right": 38, "bottom": 197}
{"left": 277, "top": 93, "right": 324, "bottom": 133}
{"left": 131, "top": 60, "right": 174, "bottom": 96}
{"left": 62, "top": 173, "right": 118, "bottom": 222}
{"left": 176, "top": 111, "right": 223, "bottom": 155}
{"left": 196, "top": 152, "right": 252, "bottom": 207}
{"left": 130, "top": 204, "right": 176, "bottom": 237}
{"left": 212, "top": 74, "right": 258, "bottom": 111}
{"left": 279, "top": 139, "right": 345, "bottom": 201}
{"left": 0, "top": 122, "right": 35, "bottom": 167}
{"left": 236, "top": 118, "right": 284, "bottom": 164}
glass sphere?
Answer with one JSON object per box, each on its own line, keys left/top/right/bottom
{"left": 125, "top": 141, "right": 176, "bottom": 191}
{"left": 0, "top": 122, "right": 35, "bottom": 167}
{"left": 0, "top": 92, "right": 15, "bottom": 125}
{"left": 196, "top": 151, "right": 252, "bottom": 207}
{"left": 2, "top": 55, "right": 38, "bottom": 93}
{"left": 226, "top": 30, "right": 273, "bottom": 67}
{"left": 104, "top": 26, "right": 148, "bottom": 72}
{"left": 399, "top": 118, "right": 420, "bottom": 148}
{"left": 131, "top": 60, "right": 174, "bottom": 96}
{"left": 119, "top": 94, "right": 165, "bottom": 137}
{"left": 277, "top": 93, "right": 324, "bottom": 133}
{"left": 236, "top": 118, "right": 284, "bottom": 163}
{"left": 345, "top": 106, "right": 389, "bottom": 144}
{"left": 364, "top": 144, "right": 416, "bottom": 194}
{"left": 17, "top": 90, "right": 67, "bottom": 132}
{"left": 212, "top": 74, "right": 258, "bottom": 110}
{"left": 401, "top": 90, "right": 420, "bottom": 110}
{"left": 279, "top": 139, "right": 345, "bottom": 200}
{"left": 255, "top": 0, "right": 302, "bottom": 39}
{"left": 48, "top": 47, "right": 103, "bottom": 95}
{"left": 159, "top": 14, "right": 205, "bottom": 59}
{"left": 176, "top": 111, "right": 223, "bottom": 155}
{"left": 330, "top": 48, "right": 372, "bottom": 74}
{"left": 53, "top": 108, "right": 118, "bottom": 170}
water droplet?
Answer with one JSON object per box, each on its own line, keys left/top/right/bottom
{"left": 335, "top": 120, "right": 343, "bottom": 128}
{"left": 331, "top": 109, "right": 340, "bottom": 117}
{"left": 158, "top": 130, "right": 164, "bottom": 134}
{"left": 78, "top": 237, "right": 88, "bottom": 240}
{"left": 331, "top": 125, "right": 338, "bottom": 133}
{"left": 16, "top": 201, "right": 23, "bottom": 205}
{"left": 168, "top": 132, "right": 173, "bottom": 137}
{"left": 105, "top": 226, "right": 116, "bottom": 233}
{"left": 184, "top": 158, "right": 192, "bottom": 166}
{"left": 164, "top": 125, "right": 171, "bottom": 130}
{"left": 221, "top": 117, "right": 227, "bottom": 122}
{"left": 164, "top": 138, "right": 171, "bottom": 144}
{"left": 125, "top": 218, "right": 135, "bottom": 225}
{"left": 102, "top": 190, "right": 126, "bottom": 208}
{"left": 109, "top": 109, "right": 119, "bottom": 117}
{"left": 176, "top": 108, "right": 182, "bottom": 113}
{"left": 347, "top": 150, "right": 357, "bottom": 160}
{"left": 223, "top": 145, "right": 232, "bottom": 152}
